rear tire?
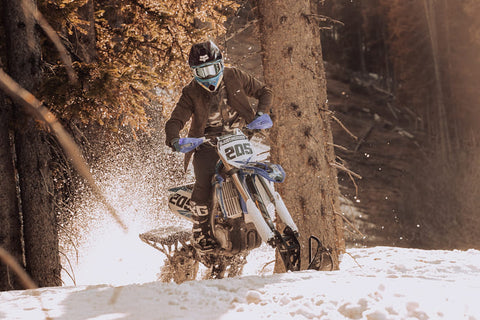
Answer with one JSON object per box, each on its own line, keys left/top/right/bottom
{"left": 160, "top": 244, "right": 199, "bottom": 284}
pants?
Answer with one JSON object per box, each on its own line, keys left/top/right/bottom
{"left": 191, "top": 146, "right": 219, "bottom": 207}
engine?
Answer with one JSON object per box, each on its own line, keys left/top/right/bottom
{"left": 213, "top": 219, "right": 262, "bottom": 255}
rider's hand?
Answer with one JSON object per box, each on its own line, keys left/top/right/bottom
{"left": 170, "top": 138, "right": 181, "bottom": 152}
{"left": 246, "top": 112, "right": 266, "bottom": 139}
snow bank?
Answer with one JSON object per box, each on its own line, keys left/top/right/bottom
{"left": 1, "top": 246, "right": 479, "bottom": 320}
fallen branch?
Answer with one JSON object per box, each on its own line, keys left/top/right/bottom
{"left": 344, "top": 251, "right": 364, "bottom": 269}
{"left": 0, "top": 69, "right": 127, "bottom": 231}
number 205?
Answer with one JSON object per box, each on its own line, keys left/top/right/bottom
{"left": 225, "top": 143, "right": 253, "bottom": 160}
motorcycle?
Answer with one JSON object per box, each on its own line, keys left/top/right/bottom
{"left": 140, "top": 114, "right": 331, "bottom": 283}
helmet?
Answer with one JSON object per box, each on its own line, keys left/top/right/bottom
{"left": 188, "top": 41, "right": 224, "bottom": 92}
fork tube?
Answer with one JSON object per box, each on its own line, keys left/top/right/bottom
{"left": 258, "top": 172, "right": 299, "bottom": 233}
{"left": 218, "top": 152, "right": 275, "bottom": 241}
{"left": 257, "top": 176, "right": 275, "bottom": 203}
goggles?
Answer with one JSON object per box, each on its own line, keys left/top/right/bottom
{"left": 192, "top": 61, "right": 223, "bottom": 79}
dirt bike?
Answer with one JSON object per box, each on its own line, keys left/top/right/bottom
{"left": 140, "top": 114, "right": 331, "bottom": 283}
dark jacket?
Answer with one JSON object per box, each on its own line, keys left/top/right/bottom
{"left": 165, "top": 67, "right": 273, "bottom": 170}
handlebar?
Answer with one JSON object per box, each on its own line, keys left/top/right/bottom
{"left": 177, "top": 114, "right": 273, "bottom": 153}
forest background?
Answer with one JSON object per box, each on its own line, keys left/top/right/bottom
{"left": 0, "top": 0, "right": 479, "bottom": 291}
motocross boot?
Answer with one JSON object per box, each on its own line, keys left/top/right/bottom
{"left": 192, "top": 205, "right": 216, "bottom": 251}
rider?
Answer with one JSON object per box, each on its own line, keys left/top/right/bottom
{"left": 165, "top": 40, "right": 273, "bottom": 250}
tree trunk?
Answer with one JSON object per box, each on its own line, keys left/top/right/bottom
{"left": 0, "top": 92, "right": 24, "bottom": 291}
{"left": 74, "top": 0, "right": 97, "bottom": 63}
{"left": 258, "top": 0, "right": 345, "bottom": 271}
{"left": 3, "top": 0, "right": 61, "bottom": 287}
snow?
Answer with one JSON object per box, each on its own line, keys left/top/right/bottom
{"left": 1, "top": 246, "right": 480, "bottom": 320}
{"left": 2, "top": 136, "right": 479, "bottom": 319}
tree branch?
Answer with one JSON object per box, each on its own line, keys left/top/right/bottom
{"left": 329, "top": 161, "right": 363, "bottom": 180}
{"left": 331, "top": 114, "right": 358, "bottom": 141}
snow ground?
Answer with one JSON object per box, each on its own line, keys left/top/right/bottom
{"left": 1, "top": 246, "right": 479, "bottom": 320}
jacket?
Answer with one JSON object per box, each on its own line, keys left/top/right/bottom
{"left": 165, "top": 67, "right": 273, "bottom": 170}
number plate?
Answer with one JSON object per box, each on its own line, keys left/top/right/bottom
{"left": 168, "top": 186, "right": 195, "bottom": 222}
{"left": 217, "top": 132, "right": 256, "bottom": 167}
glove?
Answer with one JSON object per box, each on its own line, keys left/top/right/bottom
{"left": 170, "top": 138, "right": 181, "bottom": 152}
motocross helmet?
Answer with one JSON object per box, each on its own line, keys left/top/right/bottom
{"left": 188, "top": 41, "right": 224, "bottom": 92}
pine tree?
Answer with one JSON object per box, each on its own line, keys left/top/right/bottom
{"left": 259, "top": 0, "right": 344, "bottom": 271}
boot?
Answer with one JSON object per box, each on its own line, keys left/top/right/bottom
{"left": 192, "top": 205, "right": 216, "bottom": 251}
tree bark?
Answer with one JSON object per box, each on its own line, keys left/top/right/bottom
{"left": 258, "top": 0, "right": 345, "bottom": 271}
{"left": 1, "top": 0, "right": 25, "bottom": 292}
{"left": 0, "top": 92, "right": 24, "bottom": 291}
{"left": 74, "top": 0, "right": 97, "bottom": 63}
{"left": 3, "top": 0, "right": 61, "bottom": 287}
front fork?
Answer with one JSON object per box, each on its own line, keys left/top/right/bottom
{"left": 218, "top": 153, "right": 301, "bottom": 271}
{"left": 218, "top": 154, "right": 275, "bottom": 243}
{"left": 243, "top": 173, "right": 302, "bottom": 272}
{"left": 256, "top": 176, "right": 299, "bottom": 235}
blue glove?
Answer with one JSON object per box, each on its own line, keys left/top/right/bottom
{"left": 170, "top": 138, "right": 181, "bottom": 152}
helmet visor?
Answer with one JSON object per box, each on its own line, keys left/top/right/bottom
{"left": 193, "top": 61, "right": 223, "bottom": 79}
